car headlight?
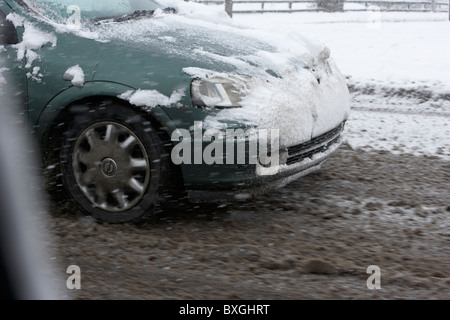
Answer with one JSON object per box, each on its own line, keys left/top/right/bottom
{"left": 190, "top": 77, "right": 248, "bottom": 108}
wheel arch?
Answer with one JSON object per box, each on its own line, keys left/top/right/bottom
{"left": 40, "top": 81, "right": 185, "bottom": 202}
{"left": 37, "top": 81, "right": 177, "bottom": 150}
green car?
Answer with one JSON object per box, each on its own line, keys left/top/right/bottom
{"left": 0, "top": 0, "right": 351, "bottom": 223}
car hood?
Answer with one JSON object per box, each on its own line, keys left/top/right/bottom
{"left": 91, "top": 5, "right": 327, "bottom": 78}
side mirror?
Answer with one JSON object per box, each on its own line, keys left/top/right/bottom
{"left": 0, "top": 10, "right": 19, "bottom": 45}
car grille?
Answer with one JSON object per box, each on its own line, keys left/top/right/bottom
{"left": 286, "top": 122, "right": 345, "bottom": 166}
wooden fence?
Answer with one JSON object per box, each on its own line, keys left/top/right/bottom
{"left": 196, "top": 0, "right": 449, "bottom": 15}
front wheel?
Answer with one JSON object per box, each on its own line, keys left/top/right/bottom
{"left": 60, "top": 102, "right": 169, "bottom": 223}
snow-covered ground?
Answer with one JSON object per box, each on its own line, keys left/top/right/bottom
{"left": 234, "top": 11, "right": 450, "bottom": 91}
{"left": 234, "top": 11, "right": 450, "bottom": 160}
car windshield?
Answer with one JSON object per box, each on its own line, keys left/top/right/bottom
{"left": 22, "top": 0, "right": 164, "bottom": 23}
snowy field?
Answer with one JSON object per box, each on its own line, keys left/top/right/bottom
{"left": 232, "top": 11, "right": 450, "bottom": 160}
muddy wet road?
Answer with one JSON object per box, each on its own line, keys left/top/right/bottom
{"left": 46, "top": 135, "right": 449, "bottom": 299}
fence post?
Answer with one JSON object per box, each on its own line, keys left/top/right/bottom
{"left": 225, "top": 0, "right": 233, "bottom": 18}
{"left": 431, "top": 0, "right": 436, "bottom": 12}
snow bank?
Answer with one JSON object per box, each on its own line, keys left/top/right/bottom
{"left": 346, "top": 108, "right": 450, "bottom": 160}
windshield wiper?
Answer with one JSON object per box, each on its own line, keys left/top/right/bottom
{"left": 94, "top": 7, "right": 176, "bottom": 25}
{"left": 113, "top": 10, "right": 155, "bottom": 22}
{"left": 92, "top": 10, "right": 154, "bottom": 24}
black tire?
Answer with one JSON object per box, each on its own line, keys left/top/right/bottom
{"left": 59, "top": 101, "right": 170, "bottom": 223}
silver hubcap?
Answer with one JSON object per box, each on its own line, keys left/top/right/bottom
{"left": 72, "top": 122, "right": 150, "bottom": 212}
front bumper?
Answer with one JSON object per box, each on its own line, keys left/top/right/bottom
{"left": 185, "top": 121, "right": 346, "bottom": 202}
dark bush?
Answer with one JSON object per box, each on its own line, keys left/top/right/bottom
{"left": 316, "top": 0, "right": 345, "bottom": 12}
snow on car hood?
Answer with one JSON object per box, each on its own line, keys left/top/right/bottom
{"left": 93, "top": 3, "right": 325, "bottom": 78}
{"left": 94, "top": 11, "right": 275, "bottom": 75}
